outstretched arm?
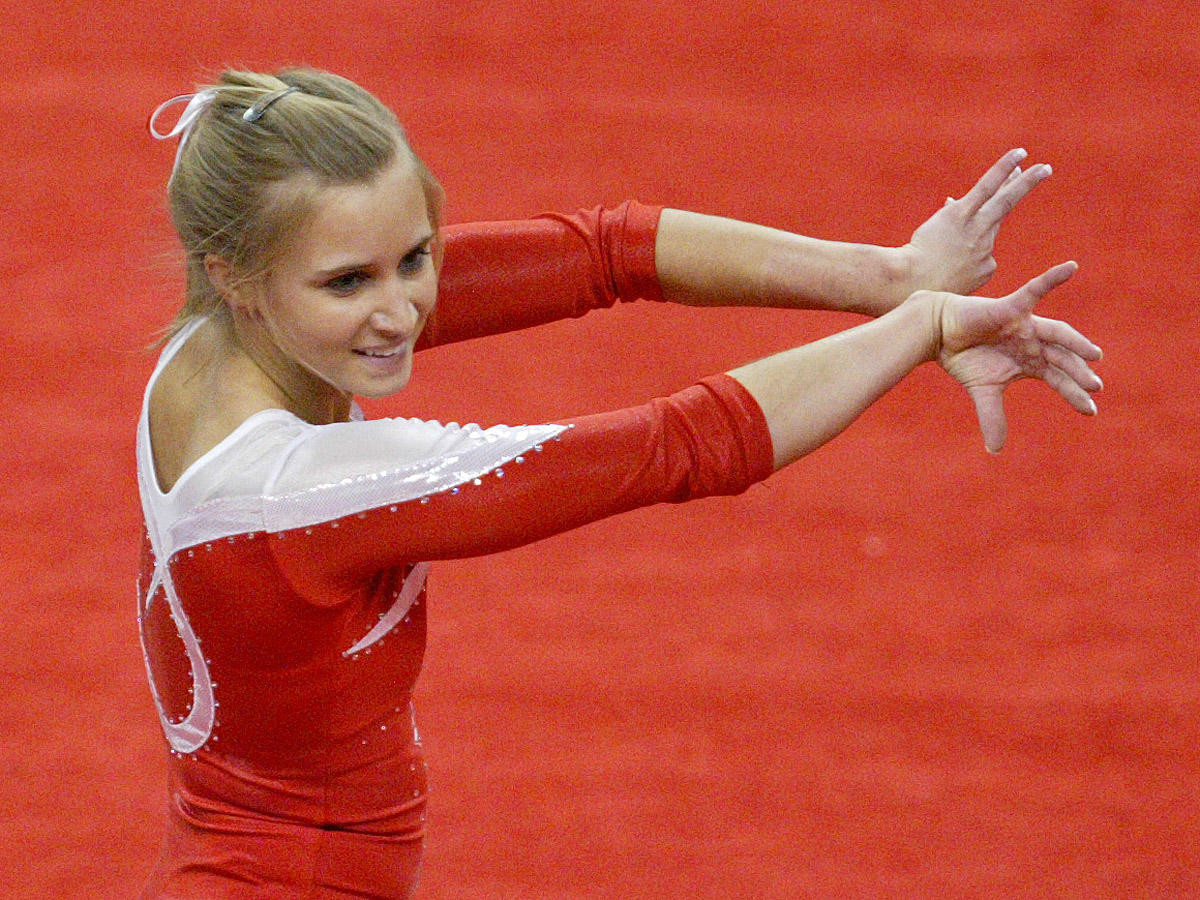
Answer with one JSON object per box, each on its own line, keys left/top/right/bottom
{"left": 656, "top": 148, "right": 1050, "bottom": 316}
{"left": 728, "top": 262, "right": 1102, "bottom": 469}
{"left": 422, "top": 201, "right": 663, "bottom": 349}
{"left": 424, "top": 150, "right": 1046, "bottom": 347}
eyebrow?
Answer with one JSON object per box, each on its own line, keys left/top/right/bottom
{"left": 312, "top": 232, "right": 436, "bottom": 279}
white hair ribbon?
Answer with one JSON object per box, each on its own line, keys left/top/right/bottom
{"left": 148, "top": 89, "right": 219, "bottom": 184}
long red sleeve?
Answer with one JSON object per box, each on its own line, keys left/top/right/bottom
{"left": 265, "top": 373, "right": 773, "bottom": 595}
{"left": 136, "top": 200, "right": 774, "bottom": 900}
{"left": 418, "top": 200, "right": 664, "bottom": 349}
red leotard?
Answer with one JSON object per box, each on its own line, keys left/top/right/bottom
{"left": 136, "top": 202, "right": 774, "bottom": 898}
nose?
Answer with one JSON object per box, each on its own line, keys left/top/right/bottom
{"left": 369, "top": 278, "right": 421, "bottom": 335}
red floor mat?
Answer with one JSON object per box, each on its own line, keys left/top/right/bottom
{"left": 1, "top": 1, "right": 1196, "bottom": 896}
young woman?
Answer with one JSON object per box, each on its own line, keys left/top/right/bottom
{"left": 140, "top": 67, "right": 1101, "bottom": 897}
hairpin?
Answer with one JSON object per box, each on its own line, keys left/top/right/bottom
{"left": 243, "top": 85, "right": 302, "bottom": 123}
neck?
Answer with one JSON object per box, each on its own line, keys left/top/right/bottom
{"left": 226, "top": 313, "right": 353, "bottom": 425}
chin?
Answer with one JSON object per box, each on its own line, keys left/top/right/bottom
{"left": 357, "top": 386, "right": 406, "bottom": 400}
{"left": 338, "top": 353, "right": 415, "bottom": 399}
{"left": 355, "top": 372, "right": 412, "bottom": 399}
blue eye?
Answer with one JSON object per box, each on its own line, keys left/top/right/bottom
{"left": 326, "top": 271, "right": 368, "bottom": 295}
{"left": 399, "top": 247, "right": 431, "bottom": 276}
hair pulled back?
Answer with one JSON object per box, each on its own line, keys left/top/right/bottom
{"left": 162, "top": 68, "right": 443, "bottom": 336}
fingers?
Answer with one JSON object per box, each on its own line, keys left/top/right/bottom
{"left": 1044, "top": 342, "right": 1104, "bottom": 396}
{"left": 1033, "top": 314, "right": 1104, "bottom": 363}
{"left": 1041, "top": 361, "right": 1099, "bottom": 416}
{"left": 1012, "top": 261, "right": 1079, "bottom": 313}
{"left": 975, "top": 162, "right": 1053, "bottom": 230}
{"left": 959, "top": 148, "right": 1029, "bottom": 215}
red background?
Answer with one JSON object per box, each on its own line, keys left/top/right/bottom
{"left": 1, "top": 1, "right": 1196, "bottom": 896}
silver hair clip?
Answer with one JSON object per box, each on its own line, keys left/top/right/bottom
{"left": 149, "top": 90, "right": 219, "bottom": 186}
{"left": 242, "top": 86, "right": 302, "bottom": 123}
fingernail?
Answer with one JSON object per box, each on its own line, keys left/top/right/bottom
{"left": 1014, "top": 148, "right": 1027, "bottom": 161}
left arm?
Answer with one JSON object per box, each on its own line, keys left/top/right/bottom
{"left": 419, "top": 200, "right": 663, "bottom": 350}
{"left": 656, "top": 148, "right": 1050, "bottom": 316}
{"left": 421, "top": 149, "right": 1048, "bottom": 343}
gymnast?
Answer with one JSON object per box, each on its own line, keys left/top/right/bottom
{"left": 138, "top": 67, "right": 1102, "bottom": 897}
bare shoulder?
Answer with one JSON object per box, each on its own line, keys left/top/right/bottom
{"left": 148, "top": 322, "right": 275, "bottom": 493}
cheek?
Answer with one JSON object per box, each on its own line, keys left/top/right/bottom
{"left": 416, "top": 273, "right": 439, "bottom": 318}
{"left": 264, "top": 293, "right": 352, "bottom": 352}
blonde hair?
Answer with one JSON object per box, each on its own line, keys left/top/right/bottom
{"left": 161, "top": 67, "right": 444, "bottom": 337}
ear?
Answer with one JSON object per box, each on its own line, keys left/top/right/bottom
{"left": 204, "top": 253, "right": 236, "bottom": 300}
{"left": 204, "top": 254, "right": 257, "bottom": 316}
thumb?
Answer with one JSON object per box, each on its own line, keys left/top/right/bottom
{"left": 971, "top": 385, "right": 1009, "bottom": 454}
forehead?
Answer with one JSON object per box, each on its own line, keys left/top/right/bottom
{"left": 271, "top": 154, "right": 431, "bottom": 268}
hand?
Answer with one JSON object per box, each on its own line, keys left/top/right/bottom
{"left": 928, "top": 262, "right": 1103, "bottom": 453}
{"left": 901, "top": 148, "right": 1053, "bottom": 296}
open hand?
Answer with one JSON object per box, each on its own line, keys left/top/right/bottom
{"left": 903, "top": 148, "right": 1053, "bottom": 296}
{"left": 930, "top": 262, "right": 1103, "bottom": 453}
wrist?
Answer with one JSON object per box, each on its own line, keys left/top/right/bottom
{"left": 881, "top": 244, "right": 920, "bottom": 311}
{"left": 896, "top": 290, "right": 945, "bottom": 363}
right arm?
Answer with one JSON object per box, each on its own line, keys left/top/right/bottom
{"left": 729, "top": 261, "right": 1102, "bottom": 469}
{"left": 268, "top": 268, "right": 1100, "bottom": 593}
{"left": 728, "top": 297, "right": 938, "bottom": 470}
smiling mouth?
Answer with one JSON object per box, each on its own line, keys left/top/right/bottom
{"left": 355, "top": 346, "right": 405, "bottom": 359}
